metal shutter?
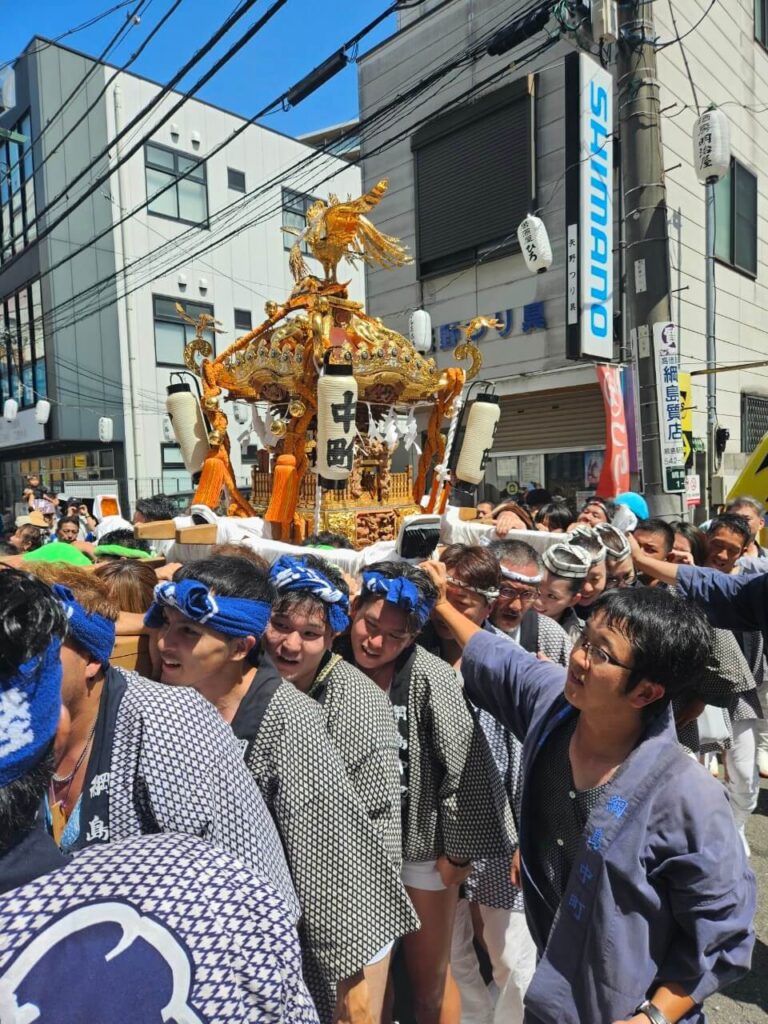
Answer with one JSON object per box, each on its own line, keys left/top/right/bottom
{"left": 741, "top": 393, "right": 768, "bottom": 452}
{"left": 492, "top": 385, "right": 606, "bottom": 452}
{"left": 413, "top": 78, "right": 533, "bottom": 277}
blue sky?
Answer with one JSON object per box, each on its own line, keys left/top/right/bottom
{"left": 2, "top": 0, "right": 397, "bottom": 136}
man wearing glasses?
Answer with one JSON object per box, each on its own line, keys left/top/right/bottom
{"left": 426, "top": 575, "right": 756, "bottom": 1024}
{"left": 486, "top": 540, "right": 571, "bottom": 667}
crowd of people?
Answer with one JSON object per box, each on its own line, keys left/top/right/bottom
{"left": 0, "top": 479, "right": 762, "bottom": 1024}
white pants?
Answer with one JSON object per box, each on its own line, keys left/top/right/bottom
{"left": 450, "top": 899, "right": 537, "bottom": 1024}
{"left": 724, "top": 719, "right": 759, "bottom": 851}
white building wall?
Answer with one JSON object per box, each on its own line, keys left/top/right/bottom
{"left": 102, "top": 69, "right": 363, "bottom": 501}
{"left": 655, "top": 0, "right": 768, "bottom": 455}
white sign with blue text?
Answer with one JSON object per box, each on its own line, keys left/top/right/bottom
{"left": 565, "top": 52, "right": 614, "bottom": 361}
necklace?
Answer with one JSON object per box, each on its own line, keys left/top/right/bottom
{"left": 51, "top": 719, "right": 97, "bottom": 786}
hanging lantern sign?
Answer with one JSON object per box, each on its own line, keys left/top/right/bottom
{"left": 165, "top": 379, "right": 210, "bottom": 473}
{"left": 315, "top": 355, "right": 358, "bottom": 483}
{"left": 455, "top": 394, "right": 500, "bottom": 485}
{"left": 518, "top": 215, "right": 553, "bottom": 274}
{"left": 98, "top": 416, "right": 114, "bottom": 443}
{"left": 409, "top": 308, "right": 433, "bottom": 352}
{"left": 3, "top": 398, "right": 17, "bottom": 422}
{"left": 35, "top": 399, "right": 51, "bottom": 425}
{"left": 693, "top": 106, "right": 730, "bottom": 183}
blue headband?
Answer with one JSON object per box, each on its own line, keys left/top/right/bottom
{"left": 0, "top": 637, "right": 63, "bottom": 786}
{"left": 144, "top": 579, "right": 271, "bottom": 639}
{"left": 361, "top": 571, "right": 434, "bottom": 629}
{"left": 53, "top": 584, "right": 115, "bottom": 666}
{"left": 269, "top": 556, "right": 350, "bottom": 633}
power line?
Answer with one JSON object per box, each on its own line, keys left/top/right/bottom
{"left": 7, "top": 0, "right": 185, "bottom": 190}
{"left": 29, "top": 0, "right": 540, "bottom": 339}
{"left": 5, "top": 0, "right": 280, "bottom": 250}
{"left": 655, "top": 0, "right": 717, "bottom": 49}
{"left": 0, "top": 0, "right": 140, "bottom": 70}
{"left": 42, "top": 19, "right": 559, "bottom": 346}
{"left": 3, "top": 0, "right": 150, "bottom": 183}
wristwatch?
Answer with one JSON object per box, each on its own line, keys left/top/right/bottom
{"left": 635, "top": 1001, "right": 671, "bottom": 1024}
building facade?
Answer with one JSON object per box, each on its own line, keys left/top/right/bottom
{"left": 0, "top": 38, "right": 362, "bottom": 518}
{"left": 358, "top": 0, "right": 768, "bottom": 508}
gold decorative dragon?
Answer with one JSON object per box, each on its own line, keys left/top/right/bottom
{"left": 284, "top": 179, "right": 411, "bottom": 282}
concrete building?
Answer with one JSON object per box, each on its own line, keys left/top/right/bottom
{"left": 358, "top": 0, "right": 768, "bottom": 508}
{"left": 0, "top": 37, "right": 362, "bottom": 518}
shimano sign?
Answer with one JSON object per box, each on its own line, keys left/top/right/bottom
{"left": 565, "top": 52, "right": 614, "bottom": 361}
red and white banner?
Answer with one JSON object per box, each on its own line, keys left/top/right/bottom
{"left": 595, "top": 365, "right": 630, "bottom": 497}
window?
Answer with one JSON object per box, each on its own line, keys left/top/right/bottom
{"left": 145, "top": 143, "right": 208, "bottom": 226}
{"left": 1, "top": 279, "right": 46, "bottom": 409}
{"left": 757, "top": 0, "right": 768, "bottom": 47}
{"left": 153, "top": 296, "right": 214, "bottom": 366}
{"left": 282, "top": 188, "right": 316, "bottom": 253}
{"left": 714, "top": 159, "right": 758, "bottom": 277}
{"left": 161, "top": 443, "right": 192, "bottom": 494}
{"left": 228, "top": 168, "right": 246, "bottom": 193}
{"left": 412, "top": 79, "right": 534, "bottom": 278}
{"left": 742, "top": 393, "right": 768, "bottom": 452}
{"left": 234, "top": 308, "right": 252, "bottom": 332}
{"left": 0, "top": 111, "right": 36, "bottom": 265}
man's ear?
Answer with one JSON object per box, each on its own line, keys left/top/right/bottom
{"left": 230, "top": 634, "right": 257, "bottom": 663}
{"left": 568, "top": 591, "right": 583, "bottom": 607}
{"left": 627, "top": 679, "right": 665, "bottom": 709}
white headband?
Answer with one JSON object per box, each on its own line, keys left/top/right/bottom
{"left": 500, "top": 565, "right": 543, "bottom": 585}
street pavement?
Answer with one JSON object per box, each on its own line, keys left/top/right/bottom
{"left": 706, "top": 777, "right": 767, "bottom": 1023}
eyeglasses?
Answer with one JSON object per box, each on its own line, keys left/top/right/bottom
{"left": 573, "top": 628, "right": 634, "bottom": 671}
{"left": 605, "top": 572, "right": 636, "bottom": 589}
{"left": 497, "top": 584, "right": 539, "bottom": 603}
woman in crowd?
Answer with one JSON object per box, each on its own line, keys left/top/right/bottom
{"left": 263, "top": 552, "right": 406, "bottom": 1023}
{"left": 344, "top": 560, "right": 512, "bottom": 1024}
{"left": 670, "top": 521, "right": 709, "bottom": 567}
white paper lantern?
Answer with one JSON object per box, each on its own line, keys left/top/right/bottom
{"left": 409, "top": 309, "right": 433, "bottom": 353}
{"left": 455, "top": 395, "right": 500, "bottom": 485}
{"left": 517, "top": 215, "right": 553, "bottom": 274}
{"left": 35, "top": 399, "right": 51, "bottom": 424}
{"left": 693, "top": 106, "right": 730, "bottom": 183}
{"left": 165, "top": 382, "right": 210, "bottom": 473}
{"left": 316, "top": 362, "right": 358, "bottom": 482}
{"left": 98, "top": 416, "right": 114, "bottom": 443}
{"left": 3, "top": 398, "right": 17, "bottom": 422}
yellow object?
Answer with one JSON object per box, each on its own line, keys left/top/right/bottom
{"left": 726, "top": 432, "right": 768, "bottom": 507}
{"left": 679, "top": 372, "right": 693, "bottom": 469}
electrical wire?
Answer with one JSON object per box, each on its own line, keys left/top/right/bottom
{"left": 5, "top": 0, "right": 280, "bottom": 248}
{"left": 3, "top": 0, "right": 150, "bottom": 183}
{"left": 14, "top": 0, "right": 551, "bottom": 399}
{"left": 45, "top": 25, "right": 561, "bottom": 344}
{"left": 25, "top": 0, "right": 540, "bottom": 339}
{"left": 655, "top": 0, "right": 717, "bottom": 49}
{"left": 6, "top": 0, "right": 186, "bottom": 191}
{"left": 0, "top": 0, "right": 140, "bottom": 70}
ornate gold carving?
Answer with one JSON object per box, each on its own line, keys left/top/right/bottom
{"left": 285, "top": 180, "right": 411, "bottom": 283}
{"left": 454, "top": 316, "right": 499, "bottom": 382}
{"left": 179, "top": 304, "right": 224, "bottom": 375}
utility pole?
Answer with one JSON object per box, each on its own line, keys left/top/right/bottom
{"left": 615, "top": 1, "right": 684, "bottom": 518}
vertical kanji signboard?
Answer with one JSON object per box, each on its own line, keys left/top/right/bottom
{"left": 653, "top": 322, "right": 685, "bottom": 493}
